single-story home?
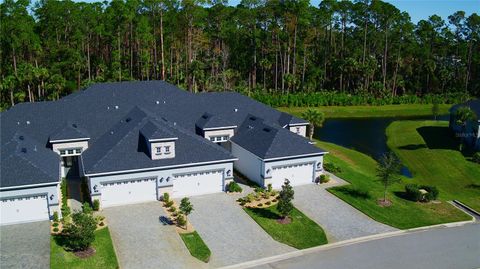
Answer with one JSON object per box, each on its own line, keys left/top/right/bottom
{"left": 0, "top": 81, "right": 326, "bottom": 225}
{"left": 449, "top": 99, "right": 480, "bottom": 150}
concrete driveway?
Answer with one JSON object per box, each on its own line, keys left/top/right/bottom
{"left": 187, "top": 193, "right": 294, "bottom": 267}
{"left": 103, "top": 202, "right": 206, "bottom": 269}
{"left": 0, "top": 221, "right": 50, "bottom": 269}
{"left": 293, "top": 184, "right": 397, "bottom": 242}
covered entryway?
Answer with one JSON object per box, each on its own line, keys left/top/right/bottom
{"left": 101, "top": 178, "right": 157, "bottom": 207}
{"left": 0, "top": 195, "right": 49, "bottom": 225}
{"left": 271, "top": 162, "right": 314, "bottom": 189}
{"left": 172, "top": 170, "right": 224, "bottom": 198}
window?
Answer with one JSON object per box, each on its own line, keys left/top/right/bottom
{"left": 59, "top": 150, "right": 66, "bottom": 155}
{"left": 296, "top": 127, "right": 300, "bottom": 134}
{"left": 75, "top": 148, "right": 82, "bottom": 154}
{"left": 165, "top": 146, "right": 170, "bottom": 154}
{"left": 68, "top": 149, "right": 74, "bottom": 154}
{"left": 222, "top": 136, "right": 229, "bottom": 141}
{"left": 210, "top": 137, "right": 215, "bottom": 142}
{"left": 156, "top": 147, "right": 162, "bottom": 155}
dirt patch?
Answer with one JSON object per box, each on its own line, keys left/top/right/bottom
{"left": 73, "top": 247, "right": 96, "bottom": 258}
{"left": 276, "top": 217, "right": 292, "bottom": 225}
{"left": 377, "top": 199, "right": 392, "bottom": 207}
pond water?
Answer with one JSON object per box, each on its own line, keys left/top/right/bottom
{"left": 314, "top": 115, "right": 449, "bottom": 177}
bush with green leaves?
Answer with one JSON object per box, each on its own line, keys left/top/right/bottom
{"left": 53, "top": 211, "right": 59, "bottom": 222}
{"left": 267, "top": 184, "right": 273, "bottom": 192}
{"left": 405, "top": 184, "right": 439, "bottom": 202}
{"left": 165, "top": 200, "right": 174, "bottom": 208}
{"left": 319, "top": 174, "right": 330, "bottom": 183}
{"left": 323, "top": 162, "right": 342, "bottom": 173}
{"left": 266, "top": 201, "right": 271, "bottom": 206}
{"left": 61, "top": 212, "right": 97, "bottom": 251}
{"left": 82, "top": 202, "right": 93, "bottom": 214}
{"left": 277, "top": 179, "right": 294, "bottom": 219}
{"left": 421, "top": 185, "right": 439, "bottom": 201}
{"left": 179, "top": 197, "right": 194, "bottom": 226}
{"left": 176, "top": 214, "right": 187, "bottom": 228}
{"left": 92, "top": 199, "right": 100, "bottom": 211}
{"left": 257, "top": 203, "right": 263, "bottom": 207}
{"left": 473, "top": 152, "right": 480, "bottom": 164}
{"left": 169, "top": 206, "right": 177, "bottom": 213}
{"left": 254, "top": 186, "right": 264, "bottom": 193}
{"left": 53, "top": 222, "right": 59, "bottom": 227}
{"left": 405, "top": 184, "right": 422, "bottom": 202}
{"left": 53, "top": 227, "right": 59, "bottom": 233}
{"left": 163, "top": 192, "right": 170, "bottom": 202}
{"left": 227, "top": 182, "right": 243, "bottom": 193}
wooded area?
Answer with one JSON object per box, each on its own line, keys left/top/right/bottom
{"left": 1, "top": 0, "right": 479, "bottom": 110}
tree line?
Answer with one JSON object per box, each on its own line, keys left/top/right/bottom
{"left": 1, "top": 0, "right": 479, "bottom": 110}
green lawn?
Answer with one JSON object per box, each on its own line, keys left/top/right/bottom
{"left": 279, "top": 104, "right": 450, "bottom": 119}
{"left": 244, "top": 205, "right": 328, "bottom": 249}
{"left": 179, "top": 231, "right": 211, "bottom": 263}
{"left": 386, "top": 120, "right": 480, "bottom": 212}
{"left": 50, "top": 227, "right": 119, "bottom": 269}
{"left": 317, "top": 139, "right": 472, "bottom": 229}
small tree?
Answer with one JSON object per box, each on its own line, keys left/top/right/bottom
{"left": 179, "top": 197, "right": 193, "bottom": 229}
{"left": 82, "top": 202, "right": 93, "bottom": 214}
{"left": 61, "top": 212, "right": 97, "bottom": 251}
{"left": 455, "top": 106, "right": 477, "bottom": 150}
{"left": 432, "top": 102, "right": 440, "bottom": 120}
{"left": 277, "top": 179, "right": 294, "bottom": 220}
{"left": 376, "top": 152, "right": 402, "bottom": 204}
{"left": 301, "top": 108, "right": 325, "bottom": 141}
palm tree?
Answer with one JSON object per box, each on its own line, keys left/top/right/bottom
{"left": 455, "top": 106, "right": 477, "bottom": 150}
{"left": 301, "top": 108, "right": 325, "bottom": 141}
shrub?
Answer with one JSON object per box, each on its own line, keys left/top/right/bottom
{"left": 82, "top": 202, "right": 93, "bottom": 214}
{"left": 53, "top": 211, "right": 59, "bottom": 222}
{"left": 472, "top": 152, "right": 480, "bottom": 164}
{"left": 267, "top": 184, "right": 273, "bottom": 192}
{"left": 254, "top": 187, "right": 264, "bottom": 193}
{"left": 176, "top": 214, "right": 187, "bottom": 227}
{"left": 93, "top": 199, "right": 100, "bottom": 211}
{"left": 272, "top": 199, "right": 277, "bottom": 202}
{"left": 239, "top": 201, "right": 246, "bottom": 206}
{"left": 421, "top": 185, "right": 439, "bottom": 201}
{"left": 246, "top": 193, "right": 255, "bottom": 203}
{"left": 99, "top": 222, "right": 104, "bottom": 227}
{"left": 61, "top": 204, "right": 71, "bottom": 218}
{"left": 405, "top": 184, "right": 422, "bottom": 202}
{"left": 324, "top": 162, "right": 342, "bottom": 173}
{"left": 53, "top": 222, "right": 59, "bottom": 227}
{"left": 257, "top": 203, "right": 263, "bottom": 207}
{"left": 163, "top": 192, "right": 170, "bottom": 202}
{"left": 53, "top": 227, "right": 59, "bottom": 233}
{"left": 172, "top": 212, "right": 178, "bottom": 217}
{"left": 61, "top": 212, "right": 97, "bottom": 251}
{"left": 265, "top": 201, "right": 271, "bottom": 206}
{"left": 169, "top": 206, "right": 177, "bottom": 213}
{"left": 227, "top": 182, "right": 243, "bottom": 193}
{"left": 263, "top": 191, "right": 271, "bottom": 199}
{"left": 165, "top": 200, "right": 174, "bottom": 208}
{"left": 320, "top": 174, "right": 330, "bottom": 183}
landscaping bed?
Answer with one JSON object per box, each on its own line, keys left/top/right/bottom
{"left": 179, "top": 231, "right": 211, "bottom": 263}
{"left": 244, "top": 205, "right": 328, "bottom": 249}
{"left": 50, "top": 227, "right": 118, "bottom": 269}
{"left": 318, "top": 139, "right": 472, "bottom": 229}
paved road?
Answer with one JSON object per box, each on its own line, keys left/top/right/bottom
{"left": 188, "top": 193, "right": 294, "bottom": 267}
{"left": 103, "top": 202, "right": 206, "bottom": 269}
{"left": 248, "top": 223, "right": 480, "bottom": 269}
{"left": 293, "top": 184, "right": 397, "bottom": 242}
{"left": 0, "top": 221, "right": 50, "bottom": 269}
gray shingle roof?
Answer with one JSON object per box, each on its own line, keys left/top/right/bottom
{"left": 1, "top": 133, "right": 60, "bottom": 188}
{"left": 195, "top": 112, "right": 236, "bottom": 130}
{"left": 231, "top": 115, "right": 326, "bottom": 160}
{"left": 2, "top": 81, "right": 318, "bottom": 186}
{"left": 140, "top": 120, "right": 177, "bottom": 141}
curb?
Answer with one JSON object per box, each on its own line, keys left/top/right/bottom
{"left": 219, "top": 220, "right": 476, "bottom": 269}
{"left": 451, "top": 200, "right": 480, "bottom": 220}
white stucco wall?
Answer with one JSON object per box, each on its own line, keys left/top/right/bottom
{"left": 264, "top": 155, "right": 324, "bottom": 187}
{"left": 231, "top": 141, "right": 264, "bottom": 186}
{"left": 88, "top": 161, "right": 234, "bottom": 201}
{"left": 52, "top": 140, "right": 89, "bottom": 155}
{"left": 150, "top": 141, "right": 176, "bottom": 160}
{"left": 288, "top": 125, "right": 307, "bottom": 137}
{"left": 204, "top": 129, "right": 235, "bottom": 141}
{"left": 0, "top": 183, "right": 61, "bottom": 220}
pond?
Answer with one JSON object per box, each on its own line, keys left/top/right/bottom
{"left": 314, "top": 115, "right": 449, "bottom": 177}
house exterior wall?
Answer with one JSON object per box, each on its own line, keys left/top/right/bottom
{"left": 52, "top": 140, "right": 89, "bottom": 155}
{"left": 150, "top": 141, "right": 176, "bottom": 160}
{"left": 0, "top": 183, "right": 61, "bottom": 220}
{"left": 204, "top": 129, "right": 235, "bottom": 141}
{"left": 88, "top": 161, "right": 234, "bottom": 204}
{"left": 264, "top": 155, "right": 324, "bottom": 188}
{"left": 449, "top": 114, "right": 480, "bottom": 150}
{"left": 231, "top": 141, "right": 264, "bottom": 186}
{"left": 288, "top": 125, "right": 307, "bottom": 137}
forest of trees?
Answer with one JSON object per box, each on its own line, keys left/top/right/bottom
{"left": 1, "top": 0, "right": 479, "bottom": 110}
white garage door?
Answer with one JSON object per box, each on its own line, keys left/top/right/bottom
{"left": 271, "top": 162, "right": 314, "bottom": 189}
{"left": 1, "top": 195, "right": 49, "bottom": 225}
{"left": 101, "top": 178, "right": 157, "bottom": 207}
{"left": 172, "top": 170, "right": 224, "bottom": 198}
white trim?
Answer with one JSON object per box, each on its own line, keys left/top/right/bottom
{"left": 202, "top": 126, "right": 237, "bottom": 131}
{"left": 0, "top": 181, "right": 59, "bottom": 191}
{"left": 282, "top": 123, "right": 308, "bottom": 128}
{"left": 84, "top": 158, "right": 238, "bottom": 177}
{"left": 50, "top": 137, "right": 90, "bottom": 143}
{"left": 264, "top": 152, "right": 327, "bottom": 161}
{"left": 148, "top": 137, "right": 178, "bottom": 142}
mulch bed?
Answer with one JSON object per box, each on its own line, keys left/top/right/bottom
{"left": 276, "top": 217, "right": 292, "bottom": 225}
{"left": 377, "top": 199, "right": 392, "bottom": 207}
{"left": 73, "top": 247, "right": 96, "bottom": 258}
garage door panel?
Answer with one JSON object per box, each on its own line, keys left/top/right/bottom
{"left": 172, "top": 170, "right": 223, "bottom": 198}
{"left": 1, "top": 196, "right": 49, "bottom": 225}
{"left": 271, "top": 163, "right": 314, "bottom": 189}
{"left": 101, "top": 179, "right": 157, "bottom": 207}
